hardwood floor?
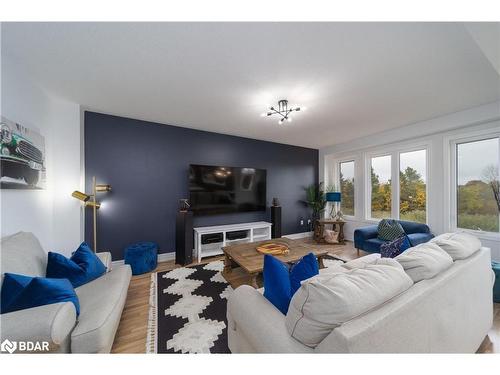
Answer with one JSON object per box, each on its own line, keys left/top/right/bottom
{"left": 111, "top": 240, "right": 500, "bottom": 353}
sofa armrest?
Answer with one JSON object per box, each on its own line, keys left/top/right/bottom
{"left": 354, "top": 225, "right": 378, "bottom": 249}
{"left": 96, "top": 251, "right": 112, "bottom": 271}
{"left": 0, "top": 302, "right": 77, "bottom": 352}
{"left": 227, "top": 285, "right": 312, "bottom": 353}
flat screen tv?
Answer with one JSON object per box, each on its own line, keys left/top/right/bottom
{"left": 189, "top": 164, "right": 267, "bottom": 215}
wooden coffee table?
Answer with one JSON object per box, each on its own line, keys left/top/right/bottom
{"left": 222, "top": 238, "right": 329, "bottom": 288}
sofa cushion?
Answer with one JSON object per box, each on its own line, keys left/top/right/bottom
{"left": 285, "top": 259, "right": 413, "bottom": 348}
{"left": 1, "top": 232, "right": 47, "bottom": 286}
{"left": 1, "top": 273, "right": 80, "bottom": 315}
{"left": 380, "top": 235, "right": 412, "bottom": 258}
{"left": 430, "top": 232, "right": 481, "bottom": 260}
{"left": 395, "top": 243, "right": 453, "bottom": 283}
{"left": 47, "top": 242, "right": 106, "bottom": 288}
{"left": 317, "top": 264, "right": 348, "bottom": 278}
{"left": 377, "top": 219, "right": 405, "bottom": 241}
{"left": 342, "top": 253, "right": 381, "bottom": 270}
{"left": 407, "top": 232, "right": 434, "bottom": 246}
{"left": 71, "top": 265, "right": 131, "bottom": 353}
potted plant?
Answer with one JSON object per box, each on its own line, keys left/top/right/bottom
{"left": 304, "top": 182, "right": 327, "bottom": 220}
{"left": 303, "top": 183, "right": 328, "bottom": 237}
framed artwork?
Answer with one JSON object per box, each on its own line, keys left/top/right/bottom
{"left": 1, "top": 117, "right": 46, "bottom": 189}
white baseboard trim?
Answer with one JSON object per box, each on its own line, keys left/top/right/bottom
{"left": 283, "top": 231, "right": 313, "bottom": 239}
{"left": 112, "top": 251, "right": 175, "bottom": 267}
{"left": 112, "top": 232, "right": 312, "bottom": 266}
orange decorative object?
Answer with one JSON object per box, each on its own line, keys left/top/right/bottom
{"left": 256, "top": 242, "right": 290, "bottom": 255}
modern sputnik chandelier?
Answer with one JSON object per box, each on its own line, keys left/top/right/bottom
{"left": 261, "top": 99, "right": 304, "bottom": 124}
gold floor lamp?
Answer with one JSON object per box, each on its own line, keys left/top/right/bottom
{"left": 72, "top": 176, "right": 111, "bottom": 252}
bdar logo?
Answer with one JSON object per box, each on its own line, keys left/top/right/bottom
{"left": 1, "top": 339, "right": 17, "bottom": 354}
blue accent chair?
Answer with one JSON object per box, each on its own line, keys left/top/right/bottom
{"left": 124, "top": 241, "right": 158, "bottom": 275}
{"left": 354, "top": 220, "right": 434, "bottom": 253}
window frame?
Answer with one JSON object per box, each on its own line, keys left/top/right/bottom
{"left": 398, "top": 147, "right": 429, "bottom": 225}
{"left": 365, "top": 143, "right": 430, "bottom": 223}
{"left": 337, "top": 159, "right": 356, "bottom": 219}
{"left": 365, "top": 152, "right": 394, "bottom": 221}
{"left": 447, "top": 130, "right": 500, "bottom": 239}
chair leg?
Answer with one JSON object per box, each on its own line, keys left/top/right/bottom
{"left": 356, "top": 248, "right": 360, "bottom": 257}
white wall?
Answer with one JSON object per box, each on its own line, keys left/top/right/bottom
{"left": 320, "top": 101, "right": 500, "bottom": 260}
{"left": 0, "top": 51, "right": 82, "bottom": 256}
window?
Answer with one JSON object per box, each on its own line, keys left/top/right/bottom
{"left": 339, "top": 161, "right": 355, "bottom": 216}
{"left": 456, "top": 137, "right": 499, "bottom": 233}
{"left": 370, "top": 155, "right": 392, "bottom": 219}
{"left": 399, "top": 149, "right": 427, "bottom": 223}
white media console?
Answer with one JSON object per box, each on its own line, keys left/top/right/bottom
{"left": 193, "top": 221, "right": 272, "bottom": 263}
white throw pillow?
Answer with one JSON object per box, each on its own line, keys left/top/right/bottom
{"left": 285, "top": 258, "right": 413, "bottom": 348}
{"left": 395, "top": 243, "right": 453, "bottom": 282}
{"left": 430, "top": 232, "right": 481, "bottom": 260}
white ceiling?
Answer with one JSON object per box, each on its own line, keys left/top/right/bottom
{"left": 2, "top": 22, "right": 499, "bottom": 149}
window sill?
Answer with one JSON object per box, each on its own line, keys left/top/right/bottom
{"left": 341, "top": 215, "right": 356, "bottom": 221}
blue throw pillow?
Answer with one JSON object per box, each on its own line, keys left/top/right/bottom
{"left": 46, "top": 242, "right": 106, "bottom": 288}
{"left": 263, "top": 255, "right": 291, "bottom": 315}
{"left": 1, "top": 273, "right": 80, "bottom": 315}
{"left": 289, "top": 253, "right": 319, "bottom": 295}
{"left": 380, "top": 235, "right": 412, "bottom": 258}
{"left": 263, "top": 253, "right": 319, "bottom": 314}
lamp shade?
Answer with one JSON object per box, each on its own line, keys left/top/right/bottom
{"left": 326, "top": 192, "right": 341, "bottom": 202}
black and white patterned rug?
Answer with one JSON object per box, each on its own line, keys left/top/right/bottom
{"left": 147, "top": 260, "right": 233, "bottom": 353}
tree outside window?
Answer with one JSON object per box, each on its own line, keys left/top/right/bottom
{"left": 399, "top": 149, "right": 427, "bottom": 223}
{"left": 370, "top": 155, "right": 392, "bottom": 219}
{"left": 457, "top": 137, "right": 499, "bottom": 233}
{"left": 339, "top": 161, "right": 355, "bottom": 216}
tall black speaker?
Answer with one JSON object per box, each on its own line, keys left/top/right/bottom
{"left": 271, "top": 205, "right": 282, "bottom": 238}
{"left": 176, "top": 210, "right": 193, "bottom": 265}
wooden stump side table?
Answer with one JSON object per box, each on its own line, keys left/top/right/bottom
{"left": 314, "top": 219, "right": 345, "bottom": 244}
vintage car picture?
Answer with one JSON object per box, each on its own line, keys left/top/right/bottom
{"left": 1, "top": 117, "right": 46, "bottom": 189}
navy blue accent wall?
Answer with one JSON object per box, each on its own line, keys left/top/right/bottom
{"left": 84, "top": 111, "right": 318, "bottom": 260}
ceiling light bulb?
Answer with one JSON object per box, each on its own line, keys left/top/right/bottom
{"left": 260, "top": 113, "right": 266, "bottom": 117}
{"left": 264, "top": 100, "right": 303, "bottom": 125}
{"left": 301, "top": 106, "right": 307, "bottom": 111}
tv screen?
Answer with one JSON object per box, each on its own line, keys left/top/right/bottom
{"left": 189, "top": 164, "right": 267, "bottom": 215}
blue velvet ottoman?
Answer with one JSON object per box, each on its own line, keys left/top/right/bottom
{"left": 493, "top": 261, "right": 500, "bottom": 303}
{"left": 124, "top": 242, "right": 158, "bottom": 275}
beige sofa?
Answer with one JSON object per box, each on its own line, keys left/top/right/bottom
{"left": 227, "top": 241, "right": 494, "bottom": 353}
{"left": 0, "top": 232, "right": 132, "bottom": 353}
